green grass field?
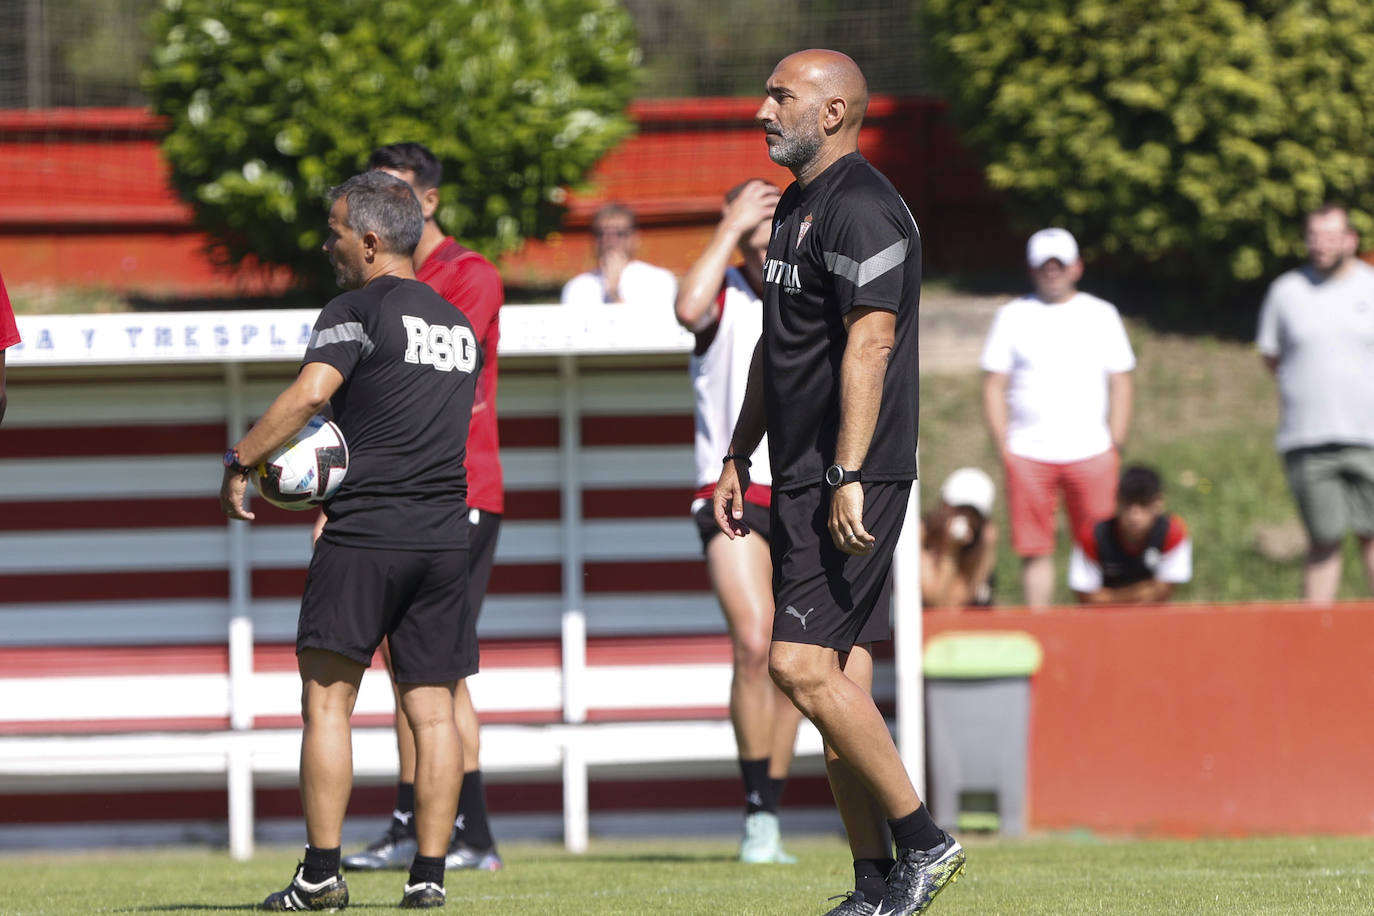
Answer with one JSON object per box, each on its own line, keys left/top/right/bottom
{"left": 3, "top": 834, "right": 1371, "bottom": 915}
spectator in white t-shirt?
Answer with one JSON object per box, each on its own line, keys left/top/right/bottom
{"left": 561, "top": 203, "right": 677, "bottom": 307}
{"left": 981, "top": 228, "right": 1136, "bottom": 607}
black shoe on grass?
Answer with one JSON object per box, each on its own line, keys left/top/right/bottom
{"left": 872, "top": 834, "right": 966, "bottom": 916}
{"left": 399, "top": 881, "right": 446, "bottom": 908}
{"left": 823, "top": 889, "right": 878, "bottom": 915}
{"left": 444, "top": 840, "right": 504, "bottom": 871}
{"left": 260, "top": 866, "right": 349, "bottom": 911}
{"left": 341, "top": 825, "right": 417, "bottom": 871}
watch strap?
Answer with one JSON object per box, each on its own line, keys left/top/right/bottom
{"left": 223, "top": 447, "right": 252, "bottom": 475}
{"left": 826, "top": 464, "right": 862, "bottom": 487}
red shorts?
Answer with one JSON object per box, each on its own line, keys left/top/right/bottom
{"left": 1004, "top": 449, "right": 1118, "bottom": 557}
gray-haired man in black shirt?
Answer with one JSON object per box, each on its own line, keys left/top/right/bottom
{"left": 221, "top": 171, "right": 478, "bottom": 911}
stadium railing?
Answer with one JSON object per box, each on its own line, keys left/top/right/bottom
{"left": 0, "top": 303, "right": 915, "bottom": 857}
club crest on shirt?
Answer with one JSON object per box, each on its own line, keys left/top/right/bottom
{"left": 796, "top": 213, "right": 813, "bottom": 248}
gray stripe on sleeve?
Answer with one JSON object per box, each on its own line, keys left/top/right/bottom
{"left": 309, "top": 321, "right": 374, "bottom": 358}
{"left": 824, "top": 238, "right": 909, "bottom": 288}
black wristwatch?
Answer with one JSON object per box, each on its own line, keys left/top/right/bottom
{"left": 223, "top": 447, "right": 252, "bottom": 476}
{"left": 825, "top": 464, "right": 862, "bottom": 488}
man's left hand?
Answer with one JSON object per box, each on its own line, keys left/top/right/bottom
{"left": 220, "top": 469, "right": 255, "bottom": 521}
{"left": 828, "top": 482, "right": 874, "bottom": 555}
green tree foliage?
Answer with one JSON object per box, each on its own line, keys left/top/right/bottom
{"left": 923, "top": 0, "right": 1374, "bottom": 291}
{"left": 143, "top": 0, "right": 639, "bottom": 287}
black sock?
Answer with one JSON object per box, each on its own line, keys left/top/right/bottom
{"left": 454, "top": 769, "right": 495, "bottom": 850}
{"left": 739, "top": 757, "right": 772, "bottom": 814}
{"left": 889, "top": 805, "right": 943, "bottom": 853}
{"left": 408, "top": 853, "right": 445, "bottom": 888}
{"left": 302, "top": 845, "right": 340, "bottom": 884}
{"left": 392, "top": 781, "right": 416, "bottom": 837}
{"left": 769, "top": 776, "right": 787, "bottom": 811}
{"left": 855, "top": 857, "right": 895, "bottom": 903}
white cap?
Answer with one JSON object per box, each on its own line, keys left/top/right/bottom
{"left": 940, "top": 467, "right": 996, "bottom": 518}
{"left": 1026, "top": 228, "right": 1079, "bottom": 268}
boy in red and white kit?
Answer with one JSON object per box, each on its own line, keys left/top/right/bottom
{"left": 1069, "top": 465, "right": 1191, "bottom": 605}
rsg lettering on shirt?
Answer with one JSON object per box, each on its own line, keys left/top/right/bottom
{"left": 402, "top": 315, "right": 478, "bottom": 373}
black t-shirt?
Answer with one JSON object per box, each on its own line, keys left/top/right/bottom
{"left": 304, "top": 275, "right": 479, "bottom": 550}
{"left": 762, "top": 152, "right": 921, "bottom": 489}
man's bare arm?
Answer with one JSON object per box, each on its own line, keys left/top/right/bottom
{"left": 714, "top": 339, "right": 768, "bottom": 538}
{"left": 982, "top": 371, "right": 1010, "bottom": 459}
{"left": 829, "top": 306, "right": 895, "bottom": 555}
{"left": 675, "top": 181, "right": 778, "bottom": 331}
{"left": 834, "top": 306, "right": 895, "bottom": 472}
{"left": 726, "top": 338, "right": 768, "bottom": 461}
{"left": 1107, "top": 370, "right": 1133, "bottom": 451}
{"left": 220, "top": 362, "right": 344, "bottom": 520}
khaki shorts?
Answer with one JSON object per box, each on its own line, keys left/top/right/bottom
{"left": 1283, "top": 445, "right": 1374, "bottom": 546}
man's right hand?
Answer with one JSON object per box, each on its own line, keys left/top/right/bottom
{"left": 713, "top": 458, "right": 752, "bottom": 539}
{"left": 721, "top": 180, "right": 781, "bottom": 240}
{"left": 600, "top": 248, "right": 629, "bottom": 302}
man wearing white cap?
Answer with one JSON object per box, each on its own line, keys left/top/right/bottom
{"left": 980, "top": 228, "right": 1135, "bottom": 607}
{"left": 920, "top": 467, "right": 999, "bottom": 608}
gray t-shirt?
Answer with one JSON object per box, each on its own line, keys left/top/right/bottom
{"left": 1256, "top": 260, "right": 1374, "bottom": 452}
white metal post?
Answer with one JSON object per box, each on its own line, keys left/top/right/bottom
{"left": 225, "top": 361, "right": 257, "bottom": 859}
{"left": 561, "top": 738, "right": 590, "bottom": 855}
{"left": 557, "top": 355, "right": 590, "bottom": 851}
{"left": 228, "top": 742, "right": 255, "bottom": 861}
{"left": 891, "top": 476, "right": 926, "bottom": 798}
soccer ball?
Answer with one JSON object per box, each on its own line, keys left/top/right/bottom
{"left": 252, "top": 415, "right": 349, "bottom": 510}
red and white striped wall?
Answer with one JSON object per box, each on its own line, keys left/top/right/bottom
{"left": 0, "top": 306, "right": 912, "bottom": 846}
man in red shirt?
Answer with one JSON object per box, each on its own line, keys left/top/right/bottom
{"left": 0, "top": 268, "right": 21, "bottom": 426}
{"left": 337, "top": 142, "right": 506, "bottom": 873}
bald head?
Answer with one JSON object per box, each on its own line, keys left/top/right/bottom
{"left": 758, "top": 49, "right": 869, "bottom": 183}
{"left": 776, "top": 49, "right": 869, "bottom": 128}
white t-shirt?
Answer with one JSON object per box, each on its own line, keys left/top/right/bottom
{"left": 690, "top": 268, "right": 772, "bottom": 500}
{"left": 980, "top": 291, "right": 1136, "bottom": 463}
{"left": 1255, "top": 261, "right": 1374, "bottom": 453}
{"left": 561, "top": 260, "right": 678, "bottom": 307}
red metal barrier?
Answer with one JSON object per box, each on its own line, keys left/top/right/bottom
{"left": 0, "top": 99, "right": 1017, "bottom": 294}
{"left": 926, "top": 601, "right": 1374, "bottom": 836}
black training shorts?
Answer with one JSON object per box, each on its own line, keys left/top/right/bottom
{"left": 770, "top": 481, "right": 911, "bottom": 651}
{"left": 467, "top": 509, "right": 502, "bottom": 616}
{"left": 694, "top": 498, "right": 773, "bottom": 552}
{"left": 297, "top": 539, "right": 476, "bottom": 683}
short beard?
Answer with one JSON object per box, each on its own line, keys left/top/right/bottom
{"left": 1317, "top": 252, "right": 1349, "bottom": 276}
{"left": 333, "top": 259, "right": 365, "bottom": 290}
{"left": 766, "top": 107, "right": 824, "bottom": 171}
{"left": 768, "top": 132, "right": 823, "bottom": 171}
